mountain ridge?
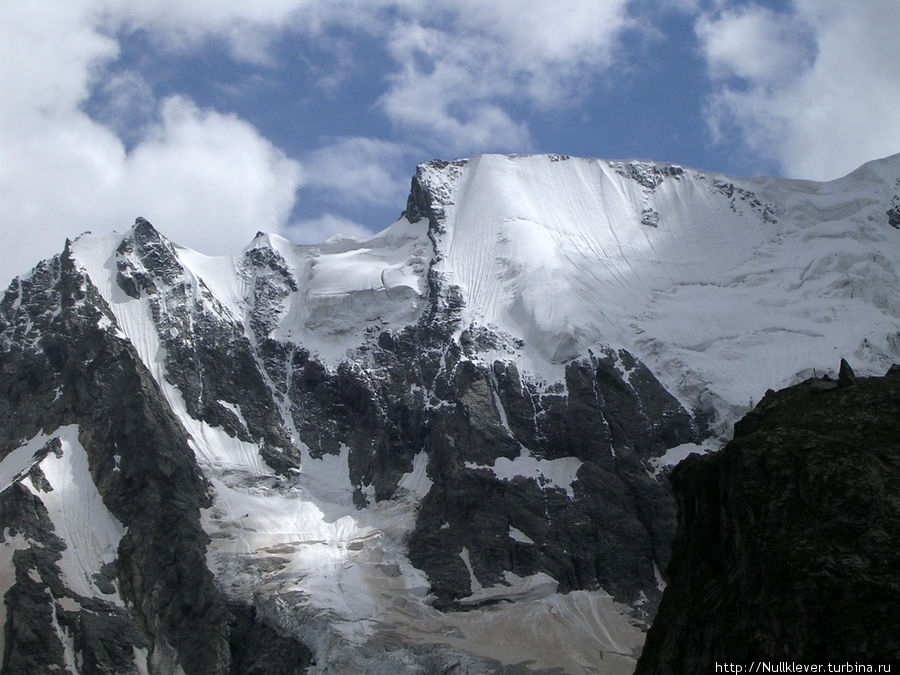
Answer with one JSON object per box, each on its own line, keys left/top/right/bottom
{"left": 1, "top": 152, "right": 899, "bottom": 672}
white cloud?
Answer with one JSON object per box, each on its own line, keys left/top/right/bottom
{"left": 378, "top": 23, "right": 531, "bottom": 152}
{"left": 377, "top": 0, "right": 631, "bottom": 152}
{"left": 118, "top": 97, "right": 302, "bottom": 250}
{"left": 698, "top": 1, "right": 900, "bottom": 179}
{"left": 98, "top": 0, "right": 309, "bottom": 62}
{"left": 0, "top": 1, "right": 118, "bottom": 118}
{"left": 696, "top": 5, "right": 810, "bottom": 85}
{"left": 284, "top": 213, "right": 374, "bottom": 244}
{"left": 301, "top": 137, "right": 415, "bottom": 206}
{"left": 0, "top": 0, "right": 303, "bottom": 284}
{"left": 90, "top": 71, "right": 157, "bottom": 144}
{"left": 450, "top": 0, "right": 629, "bottom": 75}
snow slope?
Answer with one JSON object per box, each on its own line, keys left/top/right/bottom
{"left": 0, "top": 426, "right": 128, "bottom": 669}
{"left": 419, "top": 153, "right": 900, "bottom": 420}
{"left": 176, "top": 217, "right": 431, "bottom": 365}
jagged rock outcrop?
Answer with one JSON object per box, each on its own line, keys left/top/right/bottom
{"left": 0, "top": 242, "right": 311, "bottom": 673}
{"left": 0, "top": 218, "right": 701, "bottom": 670}
{"left": 636, "top": 364, "right": 900, "bottom": 672}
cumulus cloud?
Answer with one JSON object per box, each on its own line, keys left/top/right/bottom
{"left": 697, "top": 0, "right": 900, "bottom": 180}
{"left": 0, "top": 0, "right": 303, "bottom": 284}
{"left": 98, "top": 0, "right": 309, "bottom": 62}
{"left": 300, "top": 136, "right": 416, "bottom": 206}
{"left": 696, "top": 5, "right": 811, "bottom": 85}
{"left": 377, "top": 0, "right": 630, "bottom": 153}
{"left": 451, "top": 0, "right": 629, "bottom": 77}
{"left": 378, "top": 23, "right": 532, "bottom": 152}
{"left": 117, "top": 97, "right": 302, "bottom": 249}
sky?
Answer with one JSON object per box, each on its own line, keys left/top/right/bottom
{"left": 1, "top": 0, "right": 899, "bottom": 285}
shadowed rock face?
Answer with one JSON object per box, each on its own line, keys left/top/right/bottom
{"left": 281, "top": 281, "right": 697, "bottom": 612}
{"left": 636, "top": 366, "right": 900, "bottom": 673}
{"left": 405, "top": 353, "right": 693, "bottom": 610}
{"left": 0, "top": 245, "right": 311, "bottom": 673}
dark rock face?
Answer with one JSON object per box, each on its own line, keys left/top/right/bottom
{"left": 115, "top": 223, "right": 299, "bottom": 475}
{"left": 888, "top": 193, "right": 900, "bottom": 229}
{"left": 839, "top": 357, "right": 856, "bottom": 387}
{"left": 407, "top": 351, "right": 694, "bottom": 611}
{"left": 636, "top": 367, "right": 900, "bottom": 673}
{"left": 888, "top": 207, "right": 900, "bottom": 229}
{"left": 227, "top": 604, "right": 312, "bottom": 674}
{"left": 266, "top": 289, "right": 697, "bottom": 611}
{"left": 0, "top": 240, "right": 313, "bottom": 673}
{"left": 0, "top": 476, "right": 148, "bottom": 674}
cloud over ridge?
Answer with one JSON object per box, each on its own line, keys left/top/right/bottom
{"left": 0, "top": 0, "right": 897, "bottom": 284}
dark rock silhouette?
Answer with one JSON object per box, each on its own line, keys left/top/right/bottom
{"left": 636, "top": 366, "right": 900, "bottom": 672}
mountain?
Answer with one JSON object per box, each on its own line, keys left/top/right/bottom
{"left": 636, "top": 363, "right": 900, "bottom": 672}
{"left": 0, "top": 152, "right": 898, "bottom": 673}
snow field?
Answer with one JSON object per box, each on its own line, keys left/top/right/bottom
{"left": 19, "top": 426, "right": 126, "bottom": 602}
{"left": 465, "top": 447, "right": 582, "bottom": 498}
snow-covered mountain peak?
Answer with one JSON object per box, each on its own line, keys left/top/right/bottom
{"left": 27, "top": 151, "right": 900, "bottom": 423}
{"left": 247, "top": 230, "right": 277, "bottom": 249}
{"left": 404, "top": 157, "right": 470, "bottom": 226}
{"left": 401, "top": 152, "right": 900, "bottom": 421}
{"left": 49, "top": 152, "right": 900, "bottom": 421}
{"left": 63, "top": 211, "right": 434, "bottom": 369}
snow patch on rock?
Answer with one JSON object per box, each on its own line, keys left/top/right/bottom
{"left": 19, "top": 426, "right": 125, "bottom": 601}
{"left": 466, "top": 447, "right": 582, "bottom": 498}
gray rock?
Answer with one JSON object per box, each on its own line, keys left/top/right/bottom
{"left": 838, "top": 358, "right": 856, "bottom": 387}
{"left": 808, "top": 379, "right": 838, "bottom": 392}
{"left": 0, "top": 236, "right": 309, "bottom": 673}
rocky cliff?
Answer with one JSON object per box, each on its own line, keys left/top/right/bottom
{"left": 0, "top": 243, "right": 313, "bottom": 673}
{"left": 636, "top": 363, "right": 900, "bottom": 672}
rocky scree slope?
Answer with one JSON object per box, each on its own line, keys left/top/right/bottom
{"left": 0, "top": 152, "right": 898, "bottom": 672}
{"left": 636, "top": 362, "right": 900, "bottom": 672}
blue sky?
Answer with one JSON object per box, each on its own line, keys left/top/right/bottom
{"left": 2, "top": 0, "right": 899, "bottom": 284}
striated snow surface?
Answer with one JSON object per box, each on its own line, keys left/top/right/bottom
{"left": 69, "top": 152, "right": 900, "bottom": 424}
{"left": 419, "top": 153, "right": 900, "bottom": 421}
{"left": 175, "top": 217, "right": 431, "bottom": 366}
